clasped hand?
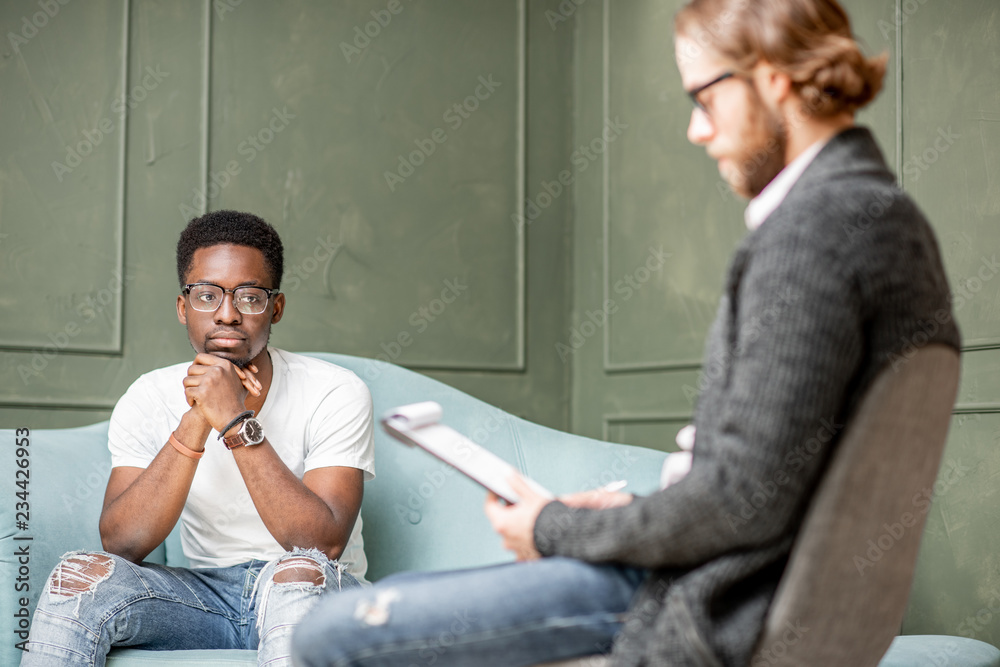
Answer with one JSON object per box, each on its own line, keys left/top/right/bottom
{"left": 182, "top": 353, "right": 262, "bottom": 433}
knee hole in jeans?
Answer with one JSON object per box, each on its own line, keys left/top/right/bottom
{"left": 273, "top": 556, "right": 326, "bottom": 586}
{"left": 48, "top": 553, "right": 115, "bottom": 598}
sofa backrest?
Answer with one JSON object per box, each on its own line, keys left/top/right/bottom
{"left": 290, "top": 353, "right": 666, "bottom": 580}
{"left": 1, "top": 420, "right": 158, "bottom": 664}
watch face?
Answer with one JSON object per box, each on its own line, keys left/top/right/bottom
{"left": 244, "top": 419, "right": 264, "bottom": 444}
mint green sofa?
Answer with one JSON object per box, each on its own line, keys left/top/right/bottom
{"left": 2, "top": 353, "right": 997, "bottom": 666}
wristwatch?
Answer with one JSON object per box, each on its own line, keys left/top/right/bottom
{"left": 223, "top": 417, "right": 265, "bottom": 449}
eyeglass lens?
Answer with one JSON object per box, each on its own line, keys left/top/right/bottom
{"left": 689, "top": 72, "right": 735, "bottom": 114}
{"left": 188, "top": 285, "right": 269, "bottom": 314}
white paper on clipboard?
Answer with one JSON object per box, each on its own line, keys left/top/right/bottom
{"left": 381, "top": 401, "right": 554, "bottom": 504}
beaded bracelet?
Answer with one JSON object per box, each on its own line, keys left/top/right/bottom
{"left": 217, "top": 410, "right": 254, "bottom": 441}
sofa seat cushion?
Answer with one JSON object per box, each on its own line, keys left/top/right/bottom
{"left": 107, "top": 649, "right": 257, "bottom": 665}
{"left": 102, "top": 635, "right": 1000, "bottom": 666}
{"left": 879, "top": 635, "right": 1000, "bottom": 667}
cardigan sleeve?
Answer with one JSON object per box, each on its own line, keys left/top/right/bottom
{"left": 535, "top": 229, "right": 867, "bottom": 568}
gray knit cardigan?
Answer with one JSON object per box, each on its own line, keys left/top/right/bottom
{"left": 534, "top": 127, "right": 962, "bottom": 667}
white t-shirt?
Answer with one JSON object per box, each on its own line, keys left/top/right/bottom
{"left": 108, "top": 347, "right": 375, "bottom": 581}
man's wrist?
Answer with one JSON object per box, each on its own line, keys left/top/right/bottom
{"left": 223, "top": 416, "right": 265, "bottom": 449}
{"left": 532, "top": 501, "right": 566, "bottom": 557}
{"left": 179, "top": 410, "right": 212, "bottom": 452}
{"left": 218, "top": 410, "right": 255, "bottom": 440}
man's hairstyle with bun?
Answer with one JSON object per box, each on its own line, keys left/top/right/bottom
{"left": 676, "top": 0, "right": 888, "bottom": 117}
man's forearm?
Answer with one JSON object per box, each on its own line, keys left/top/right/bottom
{"left": 99, "top": 411, "right": 211, "bottom": 562}
{"left": 231, "top": 442, "right": 355, "bottom": 559}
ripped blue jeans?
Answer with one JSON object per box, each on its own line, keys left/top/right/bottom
{"left": 20, "top": 549, "right": 361, "bottom": 667}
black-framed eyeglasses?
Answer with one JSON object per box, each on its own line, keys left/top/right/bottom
{"left": 687, "top": 71, "right": 736, "bottom": 114}
{"left": 183, "top": 283, "right": 278, "bottom": 315}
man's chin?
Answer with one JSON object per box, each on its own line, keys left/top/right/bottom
{"left": 719, "top": 167, "right": 754, "bottom": 200}
{"left": 720, "top": 162, "right": 779, "bottom": 200}
{"left": 222, "top": 352, "right": 253, "bottom": 369}
{"left": 202, "top": 345, "right": 253, "bottom": 369}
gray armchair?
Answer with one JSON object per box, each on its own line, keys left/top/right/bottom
{"left": 751, "top": 344, "right": 969, "bottom": 666}
{"left": 541, "top": 344, "right": 999, "bottom": 667}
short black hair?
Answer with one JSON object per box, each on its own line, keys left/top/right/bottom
{"left": 176, "top": 210, "right": 284, "bottom": 289}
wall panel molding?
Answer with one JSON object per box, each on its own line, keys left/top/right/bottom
{"left": 406, "top": 0, "right": 527, "bottom": 373}
{"left": 0, "top": 400, "right": 116, "bottom": 412}
{"left": 0, "top": 0, "right": 130, "bottom": 356}
{"left": 599, "top": 0, "right": 736, "bottom": 373}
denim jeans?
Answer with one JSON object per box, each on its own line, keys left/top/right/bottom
{"left": 20, "top": 548, "right": 361, "bottom": 667}
{"left": 293, "top": 557, "right": 646, "bottom": 667}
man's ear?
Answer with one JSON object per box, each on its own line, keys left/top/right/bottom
{"left": 753, "top": 61, "right": 793, "bottom": 108}
{"left": 177, "top": 293, "right": 188, "bottom": 325}
{"left": 270, "top": 292, "right": 285, "bottom": 325}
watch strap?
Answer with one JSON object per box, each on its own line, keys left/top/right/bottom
{"left": 217, "top": 410, "right": 254, "bottom": 441}
{"left": 223, "top": 430, "right": 248, "bottom": 449}
{"left": 224, "top": 418, "right": 263, "bottom": 449}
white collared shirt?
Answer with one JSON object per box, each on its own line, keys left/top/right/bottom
{"left": 744, "top": 138, "right": 829, "bottom": 231}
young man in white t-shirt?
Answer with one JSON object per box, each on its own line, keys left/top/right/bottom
{"left": 22, "top": 211, "right": 375, "bottom": 667}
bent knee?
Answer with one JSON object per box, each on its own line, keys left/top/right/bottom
{"left": 47, "top": 552, "right": 116, "bottom": 598}
{"left": 273, "top": 554, "right": 327, "bottom": 587}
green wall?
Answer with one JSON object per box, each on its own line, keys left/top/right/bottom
{"left": 0, "top": 0, "right": 574, "bottom": 430}
{"left": 2, "top": 0, "right": 1000, "bottom": 647}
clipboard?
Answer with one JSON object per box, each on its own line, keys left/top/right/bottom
{"left": 381, "top": 401, "right": 554, "bottom": 504}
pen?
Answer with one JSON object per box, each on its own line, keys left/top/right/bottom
{"left": 600, "top": 480, "right": 628, "bottom": 492}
